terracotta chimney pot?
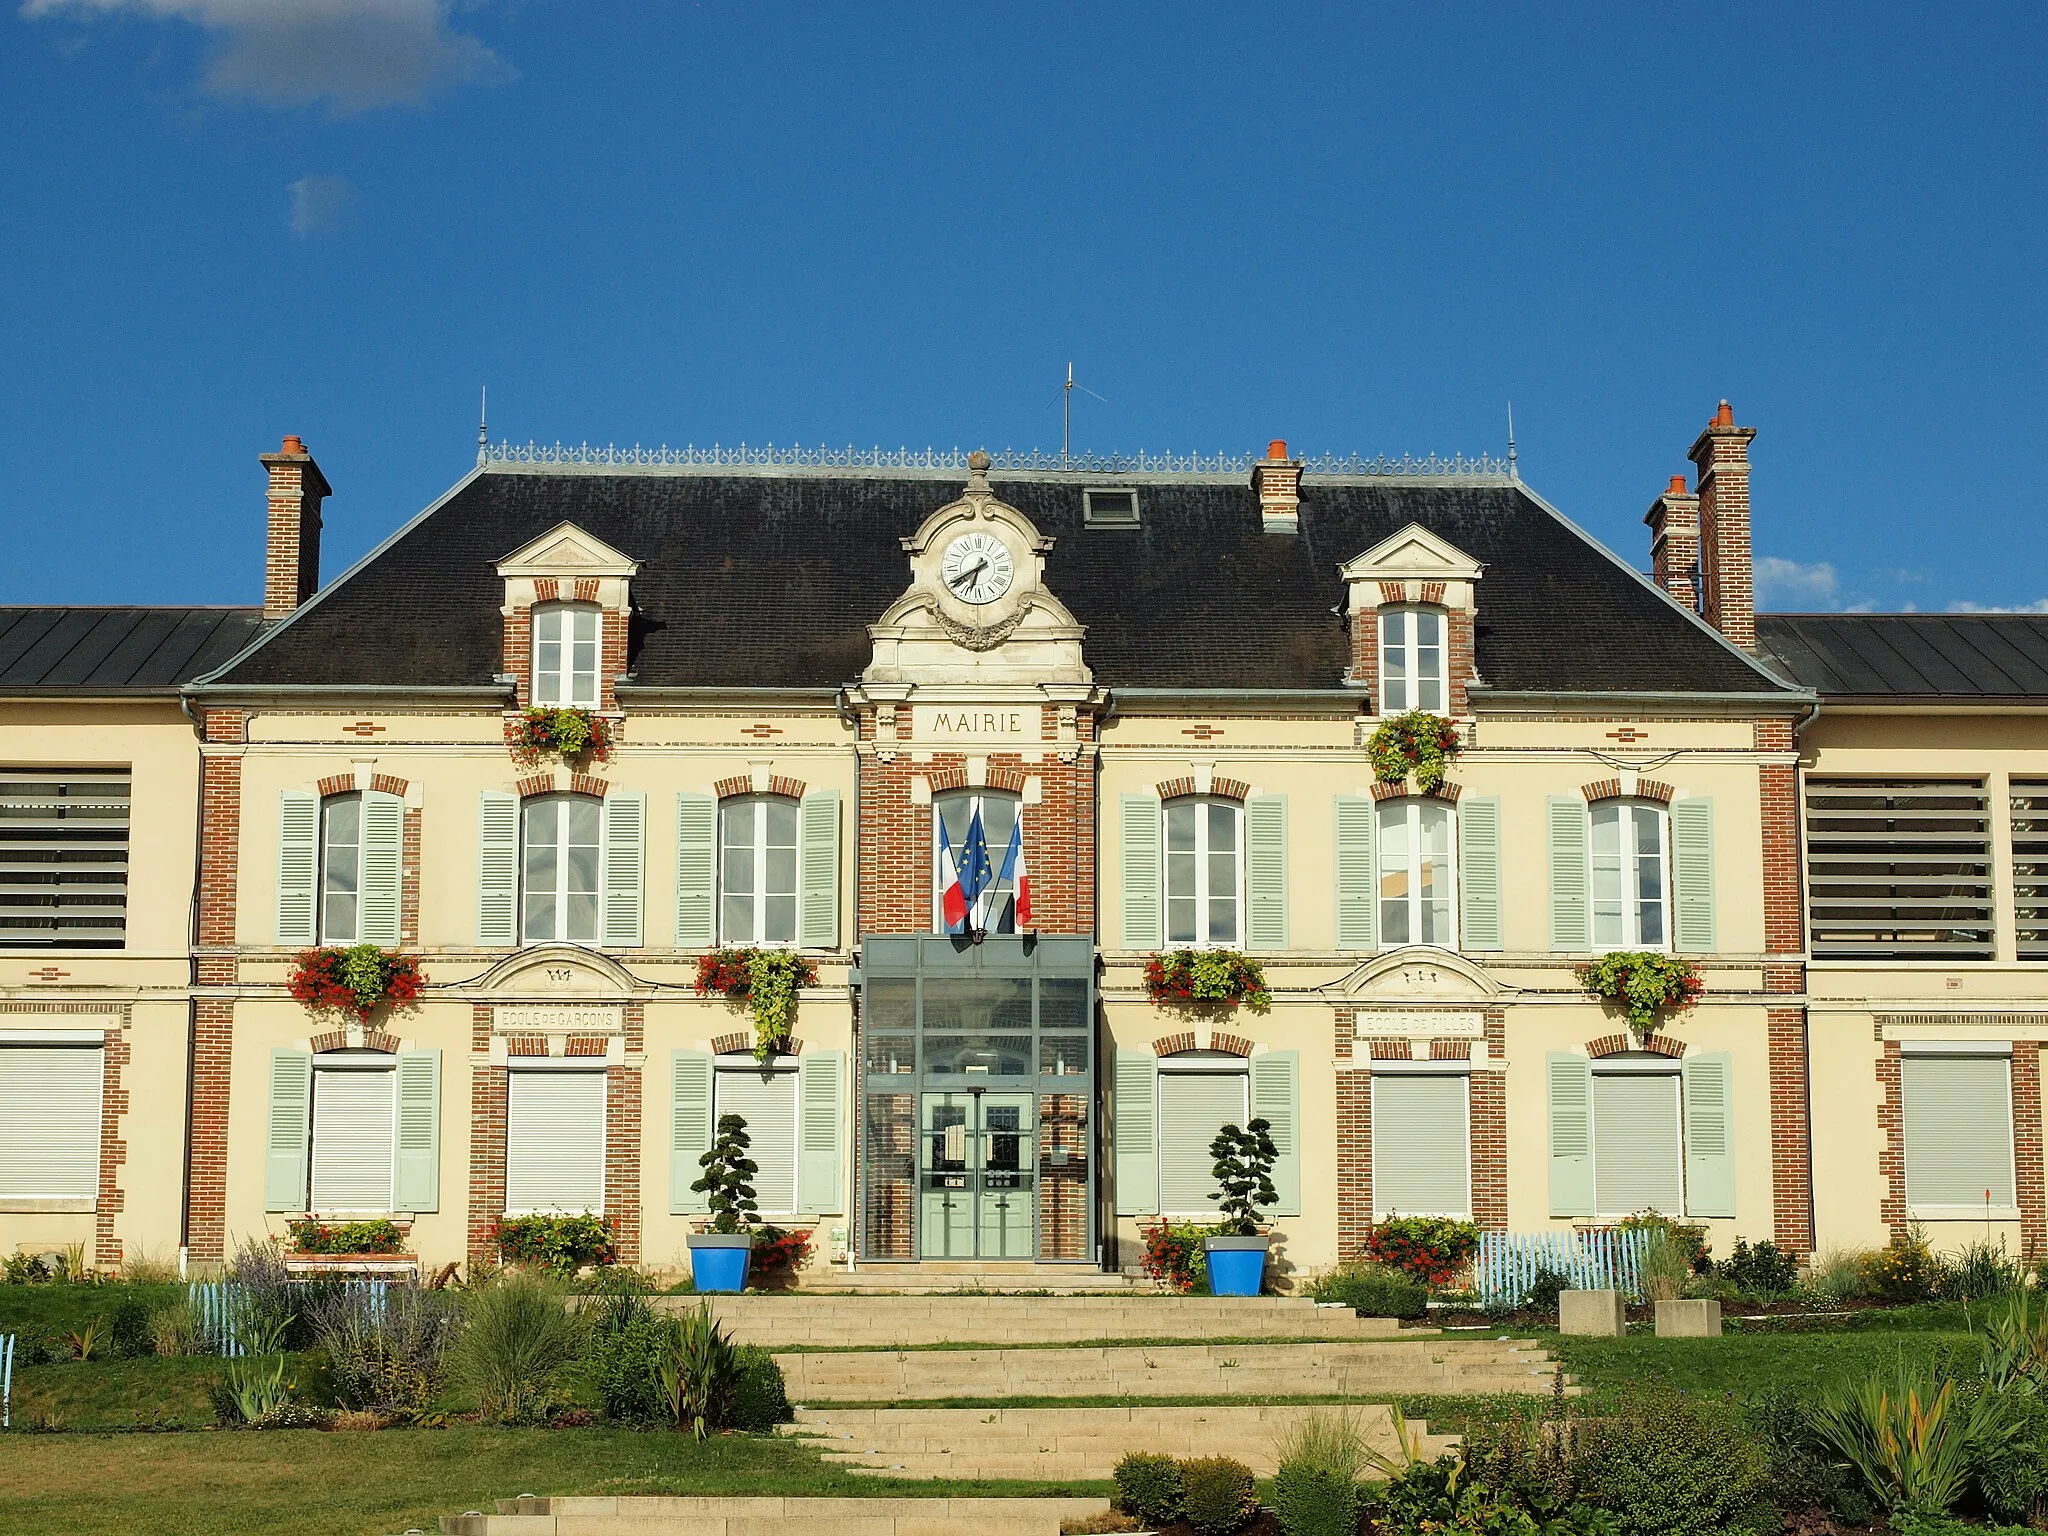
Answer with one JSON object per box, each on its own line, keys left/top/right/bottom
{"left": 1713, "top": 400, "right": 1735, "bottom": 428}
{"left": 1267, "top": 439, "right": 1288, "bottom": 461}
{"left": 1668, "top": 474, "right": 1688, "bottom": 496}
{"left": 280, "top": 434, "right": 306, "bottom": 456}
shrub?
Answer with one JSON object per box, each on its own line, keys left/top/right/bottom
{"left": 586, "top": 1308, "right": 668, "bottom": 1423}
{"left": 729, "top": 1344, "right": 791, "bottom": 1431}
{"left": 1111, "top": 1451, "right": 1184, "bottom": 1525}
{"left": 492, "top": 1212, "right": 618, "bottom": 1272}
{"left": 1360, "top": 1215, "right": 1480, "bottom": 1286}
{"left": 1743, "top": 1386, "right": 1877, "bottom": 1527}
{"left": 148, "top": 1298, "right": 198, "bottom": 1357}
{"left": 1272, "top": 1411, "right": 1368, "bottom": 1536}
{"left": 1975, "top": 1385, "right": 2048, "bottom": 1526}
{"left": 108, "top": 1295, "right": 153, "bottom": 1357}
{"left": 1638, "top": 1234, "right": 1693, "bottom": 1302}
{"left": 1936, "top": 1238, "right": 2026, "bottom": 1302}
{"left": 1979, "top": 1288, "right": 2048, "bottom": 1392}
{"left": 1805, "top": 1246, "right": 1874, "bottom": 1303}
{"left": 1306, "top": 1261, "right": 1428, "bottom": 1320}
{"left": 1179, "top": 1456, "right": 1257, "bottom": 1536}
{"left": 1579, "top": 1385, "right": 1773, "bottom": 1535}
{"left": 119, "top": 1247, "right": 179, "bottom": 1285}
{"left": 1809, "top": 1365, "right": 2016, "bottom": 1516}
{"left": 1207, "top": 1119, "right": 1277, "bottom": 1236}
{"left": 1863, "top": 1228, "right": 1942, "bottom": 1304}
{"left": 1719, "top": 1237, "right": 1800, "bottom": 1297}
{"left": 309, "top": 1282, "right": 461, "bottom": 1416}
{"left": 1139, "top": 1222, "right": 1212, "bottom": 1293}
{"left": 3, "top": 1251, "right": 55, "bottom": 1284}
{"left": 448, "top": 1270, "right": 585, "bottom": 1424}
{"left": 1523, "top": 1264, "right": 1572, "bottom": 1314}
{"left": 1617, "top": 1210, "right": 1711, "bottom": 1273}
{"left": 659, "top": 1300, "right": 738, "bottom": 1440}
{"left": 693, "top": 1114, "right": 760, "bottom": 1235}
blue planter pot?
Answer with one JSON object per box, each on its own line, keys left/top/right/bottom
{"left": 687, "top": 1234, "right": 752, "bottom": 1293}
{"left": 1204, "top": 1237, "right": 1269, "bottom": 1297}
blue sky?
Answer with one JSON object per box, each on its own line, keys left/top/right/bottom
{"left": 2, "top": 2, "right": 2042, "bottom": 612}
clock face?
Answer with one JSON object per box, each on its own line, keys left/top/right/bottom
{"left": 940, "top": 530, "right": 1015, "bottom": 605}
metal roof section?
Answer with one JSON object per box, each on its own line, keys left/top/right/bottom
{"left": 1756, "top": 614, "right": 2048, "bottom": 698}
{"left": 0, "top": 607, "right": 267, "bottom": 693}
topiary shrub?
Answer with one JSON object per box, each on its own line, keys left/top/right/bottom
{"left": 1111, "top": 1451, "right": 1184, "bottom": 1525}
{"left": 1306, "top": 1260, "right": 1428, "bottom": 1320}
{"left": 1582, "top": 1384, "right": 1773, "bottom": 1535}
{"left": 1180, "top": 1456, "right": 1259, "bottom": 1536}
{"left": 729, "top": 1345, "right": 791, "bottom": 1431}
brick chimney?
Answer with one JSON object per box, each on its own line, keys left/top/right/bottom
{"left": 259, "top": 434, "right": 331, "bottom": 619}
{"left": 1644, "top": 473, "right": 1701, "bottom": 611}
{"left": 1252, "top": 438, "right": 1300, "bottom": 533}
{"left": 1688, "top": 400, "right": 1757, "bottom": 650}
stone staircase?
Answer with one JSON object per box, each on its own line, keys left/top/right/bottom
{"left": 775, "top": 1261, "right": 1147, "bottom": 1294}
{"left": 783, "top": 1403, "right": 1461, "bottom": 1479}
{"left": 440, "top": 1495, "right": 1108, "bottom": 1535}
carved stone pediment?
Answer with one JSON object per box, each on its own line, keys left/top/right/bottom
{"left": 1329, "top": 947, "right": 1514, "bottom": 1005}
{"left": 1338, "top": 522, "right": 1484, "bottom": 615}
{"left": 471, "top": 944, "right": 646, "bottom": 999}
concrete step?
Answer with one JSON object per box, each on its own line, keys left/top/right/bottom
{"left": 787, "top": 1263, "right": 1148, "bottom": 1294}
{"left": 774, "top": 1340, "right": 1568, "bottom": 1401}
{"left": 443, "top": 1496, "right": 1108, "bottom": 1536}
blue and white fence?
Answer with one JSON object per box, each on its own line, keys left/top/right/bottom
{"left": 1474, "top": 1228, "right": 1653, "bottom": 1308}
{"left": 2, "top": 1332, "right": 14, "bottom": 1429}
{"left": 187, "top": 1278, "right": 390, "bottom": 1357}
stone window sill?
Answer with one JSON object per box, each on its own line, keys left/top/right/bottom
{"left": 0, "top": 1198, "right": 96, "bottom": 1213}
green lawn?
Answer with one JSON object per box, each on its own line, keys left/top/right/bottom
{"left": 0, "top": 1281, "right": 183, "bottom": 1338}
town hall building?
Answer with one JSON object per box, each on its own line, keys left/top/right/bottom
{"left": 2, "top": 402, "right": 2043, "bottom": 1282}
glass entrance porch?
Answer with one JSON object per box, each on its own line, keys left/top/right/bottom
{"left": 858, "top": 935, "right": 1095, "bottom": 1262}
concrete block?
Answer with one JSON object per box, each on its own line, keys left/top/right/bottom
{"left": 1558, "top": 1289, "right": 1625, "bottom": 1337}
{"left": 1654, "top": 1299, "right": 1722, "bottom": 1338}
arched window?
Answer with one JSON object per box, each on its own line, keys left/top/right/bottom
{"left": 933, "top": 791, "right": 1025, "bottom": 934}
{"left": 319, "top": 793, "right": 362, "bottom": 944}
{"left": 532, "top": 603, "right": 600, "bottom": 709}
{"left": 1592, "top": 801, "right": 1668, "bottom": 948}
{"left": 721, "top": 795, "right": 799, "bottom": 945}
{"left": 1165, "top": 798, "right": 1241, "bottom": 946}
{"left": 522, "top": 794, "right": 601, "bottom": 943}
{"left": 1377, "top": 798, "right": 1456, "bottom": 948}
{"left": 1379, "top": 605, "right": 1446, "bottom": 714}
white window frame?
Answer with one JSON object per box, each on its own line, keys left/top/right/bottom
{"left": 0, "top": 1036, "right": 105, "bottom": 1206}
{"left": 1164, "top": 797, "right": 1243, "bottom": 948}
{"left": 1592, "top": 800, "right": 1670, "bottom": 951}
{"left": 308, "top": 1054, "right": 396, "bottom": 1215}
{"left": 1377, "top": 797, "right": 1458, "bottom": 950}
{"left": 1155, "top": 1053, "right": 1249, "bottom": 1217}
{"left": 1369, "top": 1062, "right": 1472, "bottom": 1220}
{"left": 1589, "top": 1057, "right": 1685, "bottom": 1220}
{"left": 720, "top": 795, "right": 800, "bottom": 946}
{"left": 319, "top": 792, "right": 362, "bottom": 945}
{"left": 1379, "top": 605, "right": 1447, "bottom": 715}
{"left": 713, "top": 1055, "right": 800, "bottom": 1216}
{"left": 931, "top": 790, "right": 1024, "bottom": 935}
{"left": 521, "top": 793, "right": 603, "bottom": 945}
{"left": 1901, "top": 1042, "right": 2020, "bottom": 1217}
{"left": 532, "top": 603, "right": 601, "bottom": 709}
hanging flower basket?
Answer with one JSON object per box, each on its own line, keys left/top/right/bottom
{"left": 512, "top": 707, "right": 614, "bottom": 765}
{"left": 1145, "top": 950, "right": 1272, "bottom": 1015}
{"left": 287, "top": 945, "right": 425, "bottom": 1020}
{"left": 1367, "top": 709, "right": 1463, "bottom": 793}
{"left": 1574, "top": 951, "right": 1704, "bottom": 1039}
{"left": 695, "top": 947, "right": 820, "bottom": 1062}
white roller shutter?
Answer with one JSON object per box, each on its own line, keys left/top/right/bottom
{"left": 1904, "top": 1055, "right": 2016, "bottom": 1209}
{"left": 505, "top": 1070, "right": 606, "bottom": 1214}
{"left": 1157, "top": 1071, "right": 1246, "bottom": 1216}
{"left": 1372, "top": 1073, "right": 1471, "bottom": 1218}
{"left": 716, "top": 1065, "right": 798, "bottom": 1215}
{"left": 1593, "top": 1071, "right": 1683, "bottom": 1218}
{"left": 0, "top": 1044, "right": 103, "bottom": 1201}
{"left": 309, "top": 1066, "right": 395, "bottom": 1213}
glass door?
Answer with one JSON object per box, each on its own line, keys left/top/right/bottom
{"left": 918, "top": 1090, "right": 1036, "bottom": 1258}
{"left": 977, "top": 1093, "right": 1036, "bottom": 1258}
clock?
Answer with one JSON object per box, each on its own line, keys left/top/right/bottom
{"left": 940, "top": 530, "right": 1015, "bottom": 605}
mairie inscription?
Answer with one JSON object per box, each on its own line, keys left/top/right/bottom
{"left": 909, "top": 704, "right": 1033, "bottom": 742}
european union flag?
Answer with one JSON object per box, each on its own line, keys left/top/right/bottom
{"left": 959, "top": 804, "right": 993, "bottom": 924}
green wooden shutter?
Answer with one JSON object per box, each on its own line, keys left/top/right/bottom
{"left": 358, "top": 790, "right": 404, "bottom": 947}
{"left": 1112, "top": 1049, "right": 1159, "bottom": 1215}
{"left": 600, "top": 792, "right": 646, "bottom": 948}
{"left": 477, "top": 792, "right": 519, "bottom": 946}
{"left": 1335, "top": 795, "right": 1378, "bottom": 950}
{"left": 1120, "top": 794, "right": 1163, "bottom": 949}
{"left": 1245, "top": 794, "right": 1289, "bottom": 950}
{"left": 1682, "top": 1050, "right": 1735, "bottom": 1218}
{"left": 1459, "top": 796, "right": 1502, "bottom": 952}
{"left": 1250, "top": 1050, "right": 1301, "bottom": 1216}
{"left": 798, "top": 792, "right": 841, "bottom": 950}
{"left": 264, "top": 1048, "right": 313, "bottom": 1212}
{"left": 1672, "top": 796, "right": 1717, "bottom": 954}
{"left": 1547, "top": 797, "right": 1591, "bottom": 952}
{"left": 393, "top": 1048, "right": 441, "bottom": 1213}
{"left": 796, "top": 1049, "right": 845, "bottom": 1213}
{"left": 671, "top": 1049, "right": 714, "bottom": 1214}
{"left": 1546, "top": 1052, "right": 1595, "bottom": 1218}
{"left": 277, "top": 791, "right": 319, "bottom": 945}
{"left": 675, "top": 793, "right": 716, "bottom": 948}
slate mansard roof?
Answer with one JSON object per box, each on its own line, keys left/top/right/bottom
{"left": 1757, "top": 614, "right": 2048, "bottom": 700}
{"left": 0, "top": 606, "right": 266, "bottom": 693}
{"left": 210, "top": 461, "right": 1794, "bottom": 699}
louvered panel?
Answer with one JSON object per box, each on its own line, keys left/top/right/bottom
{"left": 717, "top": 1066, "right": 798, "bottom": 1214}
{"left": 357, "top": 792, "right": 403, "bottom": 947}
{"left": 477, "top": 793, "right": 519, "bottom": 946}
{"left": 1372, "top": 1073, "right": 1470, "bottom": 1218}
{"left": 0, "top": 772, "right": 131, "bottom": 948}
{"left": 1157, "top": 1071, "right": 1246, "bottom": 1216}
{"left": 2013, "top": 781, "right": 2048, "bottom": 960}
{"left": 1334, "top": 796, "right": 1377, "bottom": 950}
{"left": 1903, "top": 1055, "right": 2016, "bottom": 1208}
{"left": 1244, "top": 795, "right": 1288, "bottom": 950}
{"left": 505, "top": 1071, "right": 607, "bottom": 1214}
{"left": 1593, "top": 1072, "right": 1683, "bottom": 1218}
{"left": 0, "top": 1044, "right": 102, "bottom": 1200}
{"left": 309, "top": 1067, "right": 395, "bottom": 1213}
{"left": 1806, "top": 778, "right": 1993, "bottom": 959}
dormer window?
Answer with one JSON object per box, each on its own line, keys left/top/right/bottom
{"left": 1379, "top": 606, "right": 1446, "bottom": 713}
{"left": 533, "top": 604, "right": 600, "bottom": 709}
{"left": 1083, "top": 488, "right": 1140, "bottom": 527}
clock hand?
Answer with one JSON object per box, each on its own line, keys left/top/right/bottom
{"left": 951, "top": 559, "right": 988, "bottom": 592}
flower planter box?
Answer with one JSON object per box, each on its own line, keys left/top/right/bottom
{"left": 282, "top": 1253, "right": 419, "bottom": 1280}
{"left": 1203, "top": 1235, "right": 1270, "bottom": 1297}
{"left": 686, "top": 1233, "right": 753, "bottom": 1293}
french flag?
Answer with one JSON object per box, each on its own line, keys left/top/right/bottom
{"left": 997, "top": 819, "right": 1032, "bottom": 931}
{"left": 938, "top": 818, "right": 970, "bottom": 931}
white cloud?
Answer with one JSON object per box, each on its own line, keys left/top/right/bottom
{"left": 1947, "top": 598, "right": 2048, "bottom": 614}
{"left": 1755, "top": 556, "right": 1839, "bottom": 609}
{"left": 21, "top": 0, "right": 514, "bottom": 113}
{"left": 288, "top": 173, "right": 357, "bottom": 237}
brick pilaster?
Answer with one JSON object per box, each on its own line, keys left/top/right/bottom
{"left": 1471, "top": 1009, "right": 1508, "bottom": 1233}
{"left": 605, "top": 1062, "right": 642, "bottom": 1266}
{"left": 93, "top": 1020, "right": 130, "bottom": 1267}
{"left": 2014, "top": 1042, "right": 2046, "bottom": 1262}
{"left": 1757, "top": 715, "right": 1813, "bottom": 1253}
{"left": 188, "top": 711, "right": 245, "bottom": 1263}
{"left": 467, "top": 1005, "right": 506, "bottom": 1268}
{"left": 1878, "top": 1041, "right": 1906, "bottom": 1242}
